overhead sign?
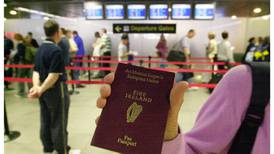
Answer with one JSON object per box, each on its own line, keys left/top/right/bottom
{"left": 113, "top": 24, "right": 176, "bottom": 33}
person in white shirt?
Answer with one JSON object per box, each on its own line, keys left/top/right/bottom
{"left": 206, "top": 32, "right": 217, "bottom": 62}
{"left": 92, "top": 32, "right": 102, "bottom": 58}
{"left": 118, "top": 35, "right": 129, "bottom": 62}
{"left": 181, "top": 29, "right": 196, "bottom": 62}
{"left": 217, "top": 31, "right": 234, "bottom": 70}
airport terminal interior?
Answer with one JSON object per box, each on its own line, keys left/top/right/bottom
{"left": 3, "top": 0, "right": 270, "bottom": 154}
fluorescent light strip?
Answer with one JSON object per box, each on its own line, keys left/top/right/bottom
{"left": 15, "top": 7, "right": 76, "bottom": 21}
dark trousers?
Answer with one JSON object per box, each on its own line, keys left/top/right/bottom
{"left": 73, "top": 57, "right": 83, "bottom": 80}
{"left": 217, "top": 60, "right": 229, "bottom": 70}
{"left": 97, "top": 51, "right": 111, "bottom": 77}
{"left": 39, "top": 83, "right": 70, "bottom": 154}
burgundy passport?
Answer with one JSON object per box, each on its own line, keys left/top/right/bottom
{"left": 91, "top": 63, "right": 175, "bottom": 154}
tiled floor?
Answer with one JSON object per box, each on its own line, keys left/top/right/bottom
{"left": 4, "top": 64, "right": 212, "bottom": 154}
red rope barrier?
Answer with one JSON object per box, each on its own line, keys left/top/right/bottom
{"left": 4, "top": 77, "right": 217, "bottom": 89}
{"left": 72, "top": 59, "right": 240, "bottom": 66}
{"left": 73, "top": 55, "right": 209, "bottom": 60}
{"left": 4, "top": 64, "right": 229, "bottom": 74}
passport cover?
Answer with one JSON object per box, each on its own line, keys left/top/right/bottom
{"left": 91, "top": 63, "right": 175, "bottom": 154}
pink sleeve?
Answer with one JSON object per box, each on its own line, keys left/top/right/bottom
{"left": 161, "top": 133, "right": 185, "bottom": 154}
{"left": 161, "top": 65, "right": 253, "bottom": 154}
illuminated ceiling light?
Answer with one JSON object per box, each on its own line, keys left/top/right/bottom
{"left": 9, "top": 10, "right": 17, "bottom": 15}
{"left": 4, "top": 3, "right": 7, "bottom": 7}
{"left": 261, "top": 15, "right": 270, "bottom": 20}
{"left": 15, "top": 7, "right": 76, "bottom": 21}
{"left": 253, "top": 8, "right": 262, "bottom": 14}
{"left": 231, "top": 15, "right": 237, "bottom": 19}
{"left": 168, "top": 8, "right": 172, "bottom": 12}
{"left": 43, "top": 16, "right": 50, "bottom": 20}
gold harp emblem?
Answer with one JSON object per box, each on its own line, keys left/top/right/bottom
{"left": 127, "top": 102, "right": 143, "bottom": 123}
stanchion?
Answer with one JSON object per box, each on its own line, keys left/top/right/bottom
{"left": 87, "top": 55, "right": 91, "bottom": 81}
{"left": 4, "top": 100, "right": 20, "bottom": 143}
{"left": 69, "top": 62, "right": 79, "bottom": 95}
{"left": 148, "top": 56, "right": 152, "bottom": 68}
{"left": 139, "top": 60, "right": 144, "bottom": 67}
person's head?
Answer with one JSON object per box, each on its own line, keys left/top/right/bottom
{"left": 263, "top": 36, "right": 270, "bottom": 46}
{"left": 160, "top": 33, "right": 166, "bottom": 41}
{"left": 60, "top": 27, "right": 67, "bottom": 36}
{"left": 258, "top": 37, "right": 264, "bottom": 44}
{"left": 187, "top": 29, "right": 196, "bottom": 38}
{"left": 121, "top": 33, "right": 129, "bottom": 40}
{"left": 221, "top": 31, "right": 229, "bottom": 40}
{"left": 72, "top": 31, "right": 78, "bottom": 37}
{"left": 248, "top": 37, "right": 256, "bottom": 44}
{"left": 95, "top": 32, "right": 100, "bottom": 38}
{"left": 121, "top": 35, "right": 129, "bottom": 45}
{"left": 208, "top": 32, "right": 215, "bottom": 40}
{"left": 43, "top": 20, "right": 61, "bottom": 43}
{"left": 14, "top": 33, "right": 24, "bottom": 42}
{"left": 27, "top": 32, "right": 33, "bottom": 38}
{"left": 100, "top": 28, "right": 107, "bottom": 36}
{"left": 66, "top": 30, "right": 72, "bottom": 38}
{"left": 25, "top": 35, "right": 32, "bottom": 45}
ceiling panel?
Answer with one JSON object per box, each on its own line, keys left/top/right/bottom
{"left": 4, "top": 0, "right": 270, "bottom": 19}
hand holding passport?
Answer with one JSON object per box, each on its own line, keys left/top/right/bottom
{"left": 92, "top": 63, "right": 188, "bottom": 154}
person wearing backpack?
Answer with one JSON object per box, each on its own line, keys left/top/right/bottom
{"left": 96, "top": 62, "right": 269, "bottom": 154}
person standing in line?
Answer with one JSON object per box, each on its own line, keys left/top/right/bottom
{"left": 27, "top": 32, "right": 39, "bottom": 48}
{"left": 171, "top": 29, "right": 196, "bottom": 82}
{"left": 242, "top": 37, "right": 257, "bottom": 62}
{"left": 59, "top": 28, "right": 70, "bottom": 67}
{"left": 23, "top": 35, "right": 38, "bottom": 91}
{"left": 156, "top": 34, "right": 168, "bottom": 68}
{"left": 206, "top": 32, "right": 218, "bottom": 62}
{"left": 217, "top": 31, "right": 235, "bottom": 70}
{"left": 181, "top": 29, "right": 196, "bottom": 62}
{"left": 92, "top": 32, "right": 103, "bottom": 77}
{"left": 4, "top": 34, "right": 14, "bottom": 90}
{"left": 28, "top": 20, "right": 70, "bottom": 154}
{"left": 118, "top": 35, "right": 130, "bottom": 62}
{"left": 93, "top": 28, "right": 112, "bottom": 78}
{"left": 72, "top": 31, "right": 85, "bottom": 88}
{"left": 13, "top": 33, "right": 27, "bottom": 97}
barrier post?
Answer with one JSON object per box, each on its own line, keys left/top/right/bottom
{"left": 69, "top": 62, "right": 79, "bottom": 95}
{"left": 4, "top": 100, "right": 20, "bottom": 142}
{"left": 148, "top": 56, "right": 152, "bottom": 68}
{"left": 87, "top": 55, "right": 91, "bottom": 81}
{"left": 139, "top": 60, "right": 144, "bottom": 67}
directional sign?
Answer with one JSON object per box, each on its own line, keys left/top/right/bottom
{"left": 113, "top": 24, "right": 176, "bottom": 33}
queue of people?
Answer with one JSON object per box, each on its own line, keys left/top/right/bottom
{"left": 242, "top": 36, "right": 270, "bottom": 62}
{"left": 4, "top": 32, "right": 38, "bottom": 97}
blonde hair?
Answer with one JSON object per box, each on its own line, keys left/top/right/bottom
{"left": 208, "top": 32, "right": 215, "bottom": 39}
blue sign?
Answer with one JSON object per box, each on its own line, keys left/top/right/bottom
{"left": 106, "top": 5, "right": 125, "bottom": 19}
{"left": 128, "top": 5, "right": 146, "bottom": 19}
{"left": 86, "top": 8, "right": 103, "bottom": 19}
{"left": 172, "top": 4, "right": 191, "bottom": 19}
{"left": 195, "top": 4, "right": 215, "bottom": 19}
{"left": 149, "top": 4, "right": 168, "bottom": 19}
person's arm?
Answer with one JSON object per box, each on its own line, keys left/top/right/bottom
{"left": 227, "top": 45, "right": 235, "bottom": 62}
{"left": 32, "top": 71, "right": 40, "bottom": 87}
{"left": 183, "top": 48, "right": 190, "bottom": 62}
{"left": 162, "top": 65, "right": 255, "bottom": 153}
{"left": 39, "top": 73, "right": 60, "bottom": 93}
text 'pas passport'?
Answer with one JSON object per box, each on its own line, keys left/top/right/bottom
{"left": 91, "top": 63, "right": 175, "bottom": 154}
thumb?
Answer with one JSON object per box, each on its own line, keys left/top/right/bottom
{"left": 170, "top": 81, "right": 189, "bottom": 113}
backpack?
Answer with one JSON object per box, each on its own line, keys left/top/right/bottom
{"left": 228, "top": 62, "right": 270, "bottom": 154}
{"left": 25, "top": 46, "right": 37, "bottom": 64}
